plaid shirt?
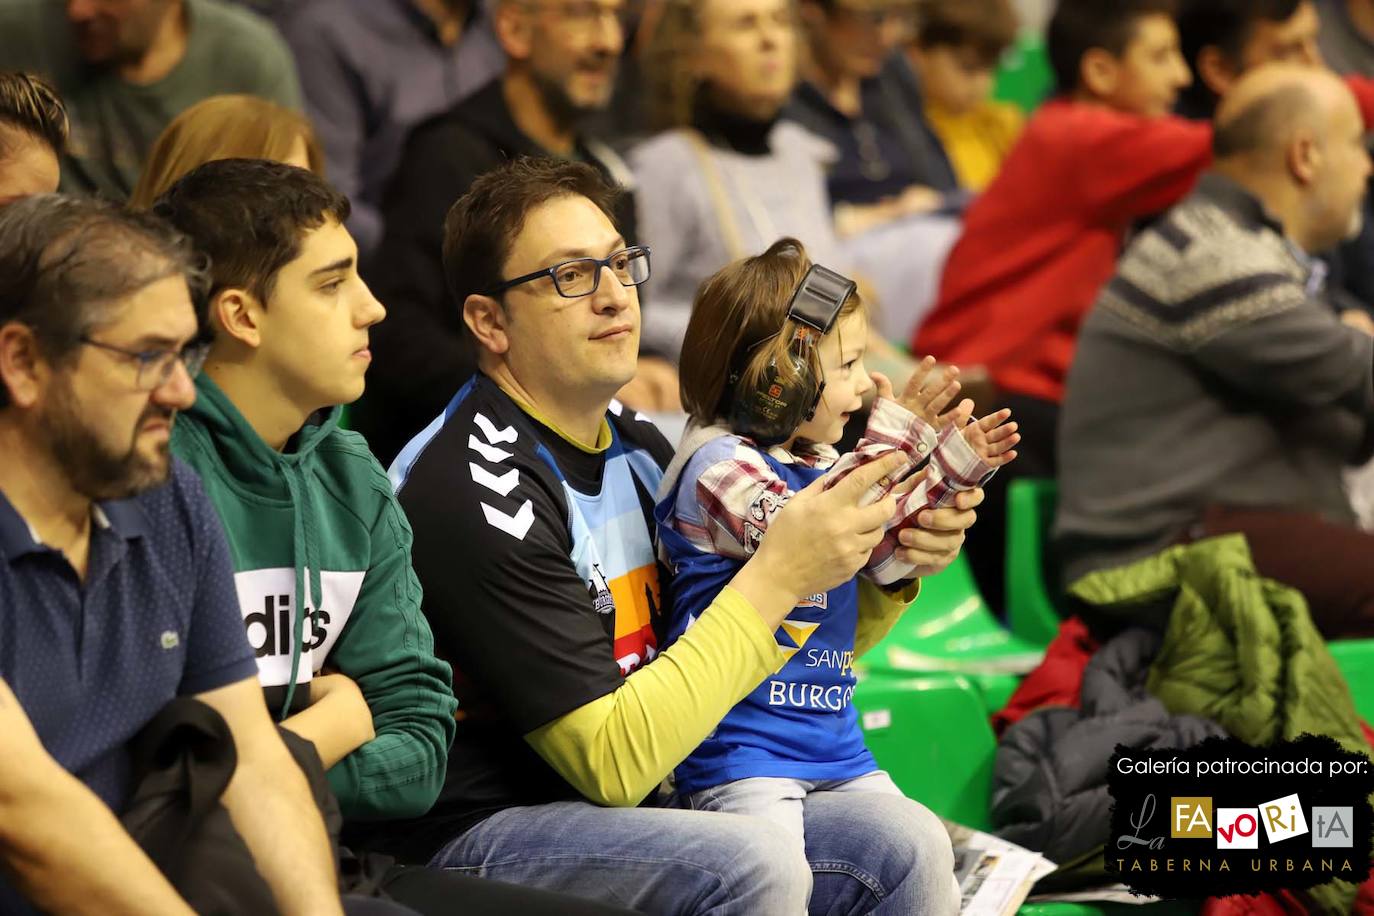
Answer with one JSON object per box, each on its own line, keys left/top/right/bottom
{"left": 678, "top": 398, "right": 996, "bottom": 585}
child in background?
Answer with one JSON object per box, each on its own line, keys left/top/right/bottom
{"left": 906, "top": 0, "right": 1024, "bottom": 191}
{"left": 655, "top": 237, "right": 1018, "bottom": 913}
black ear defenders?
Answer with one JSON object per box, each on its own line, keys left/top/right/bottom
{"left": 724, "top": 264, "right": 857, "bottom": 447}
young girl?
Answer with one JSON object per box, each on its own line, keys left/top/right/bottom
{"left": 655, "top": 237, "right": 1018, "bottom": 912}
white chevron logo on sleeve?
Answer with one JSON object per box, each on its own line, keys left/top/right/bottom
{"left": 474, "top": 412, "right": 518, "bottom": 445}
{"left": 468, "top": 434, "right": 513, "bottom": 463}
{"left": 470, "top": 462, "right": 519, "bottom": 497}
{"left": 481, "top": 500, "right": 534, "bottom": 540}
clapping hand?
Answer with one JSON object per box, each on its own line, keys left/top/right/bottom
{"left": 872, "top": 356, "right": 965, "bottom": 427}
{"left": 961, "top": 409, "right": 1019, "bottom": 468}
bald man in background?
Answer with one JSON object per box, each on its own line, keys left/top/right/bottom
{"left": 1056, "top": 64, "right": 1374, "bottom": 639}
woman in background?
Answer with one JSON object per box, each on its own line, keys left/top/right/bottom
{"left": 633, "top": 0, "right": 937, "bottom": 376}
{"left": 129, "top": 93, "right": 323, "bottom": 208}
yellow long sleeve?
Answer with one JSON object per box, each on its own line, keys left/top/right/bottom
{"left": 855, "top": 579, "right": 921, "bottom": 659}
{"left": 526, "top": 587, "right": 785, "bottom": 807}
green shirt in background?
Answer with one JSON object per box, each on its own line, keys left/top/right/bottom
{"left": 0, "top": 0, "right": 302, "bottom": 198}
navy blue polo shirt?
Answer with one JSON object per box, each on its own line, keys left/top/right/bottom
{"left": 0, "top": 458, "right": 258, "bottom": 812}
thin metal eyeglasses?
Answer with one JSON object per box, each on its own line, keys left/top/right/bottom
{"left": 531, "top": 0, "right": 630, "bottom": 32}
{"left": 488, "top": 245, "right": 652, "bottom": 299}
{"left": 78, "top": 335, "right": 212, "bottom": 390}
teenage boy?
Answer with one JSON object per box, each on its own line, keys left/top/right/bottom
{"left": 157, "top": 157, "right": 639, "bottom": 916}
{"left": 156, "top": 159, "right": 457, "bottom": 822}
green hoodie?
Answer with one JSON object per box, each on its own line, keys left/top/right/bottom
{"left": 171, "top": 375, "right": 457, "bottom": 821}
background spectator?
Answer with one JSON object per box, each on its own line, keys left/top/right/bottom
{"left": 632, "top": 0, "right": 933, "bottom": 374}
{"left": 278, "top": 0, "right": 505, "bottom": 257}
{"left": 1317, "top": 0, "right": 1374, "bottom": 75}
{"left": 1174, "top": 1, "right": 1374, "bottom": 331}
{"left": 911, "top": 0, "right": 1194, "bottom": 613}
{"left": 790, "top": 0, "right": 961, "bottom": 237}
{"left": 633, "top": 0, "right": 846, "bottom": 360}
{"left": 0, "top": 0, "right": 302, "bottom": 198}
{"left": 0, "top": 71, "right": 67, "bottom": 205}
{"left": 1057, "top": 64, "right": 1374, "bottom": 639}
{"left": 129, "top": 94, "right": 322, "bottom": 207}
{"left": 359, "top": 0, "right": 641, "bottom": 465}
{"left": 906, "top": 0, "right": 1024, "bottom": 191}
{"left": 1176, "top": 0, "right": 1321, "bottom": 119}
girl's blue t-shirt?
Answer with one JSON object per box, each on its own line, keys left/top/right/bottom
{"left": 656, "top": 436, "right": 876, "bottom": 795}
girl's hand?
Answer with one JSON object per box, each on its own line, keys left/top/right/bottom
{"left": 962, "top": 409, "right": 1019, "bottom": 468}
{"left": 885, "top": 356, "right": 961, "bottom": 426}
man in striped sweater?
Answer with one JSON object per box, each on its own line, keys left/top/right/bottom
{"left": 1057, "top": 64, "right": 1374, "bottom": 639}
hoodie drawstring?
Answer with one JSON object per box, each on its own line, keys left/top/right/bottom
{"left": 280, "top": 466, "right": 323, "bottom": 718}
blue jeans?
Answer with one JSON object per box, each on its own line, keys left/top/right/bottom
{"left": 684, "top": 771, "right": 960, "bottom": 915}
{"left": 431, "top": 782, "right": 957, "bottom": 915}
{"left": 430, "top": 800, "right": 809, "bottom": 915}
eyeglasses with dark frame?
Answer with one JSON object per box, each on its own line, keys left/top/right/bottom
{"left": 78, "top": 335, "right": 212, "bottom": 390}
{"left": 489, "top": 245, "right": 652, "bottom": 299}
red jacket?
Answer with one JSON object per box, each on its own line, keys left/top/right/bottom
{"left": 913, "top": 84, "right": 1374, "bottom": 404}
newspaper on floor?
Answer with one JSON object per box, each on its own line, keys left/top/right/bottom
{"left": 945, "top": 822, "right": 1057, "bottom": 916}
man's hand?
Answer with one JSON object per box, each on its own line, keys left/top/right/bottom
{"left": 197, "top": 677, "right": 344, "bottom": 916}
{"left": 872, "top": 356, "right": 962, "bottom": 426}
{"left": 895, "top": 486, "right": 983, "bottom": 579}
{"left": 615, "top": 356, "right": 682, "bottom": 413}
{"left": 962, "top": 409, "right": 1020, "bottom": 468}
{"left": 0, "top": 678, "right": 194, "bottom": 916}
{"left": 734, "top": 453, "right": 904, "bottom": 628}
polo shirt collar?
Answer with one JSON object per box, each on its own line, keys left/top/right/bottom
{"left": 0, "top": 488, "right": 149, "bottom": 563}
{"left": 0, "top": 489, "right": 39, "bottom": 562}
{"left": 96, "top": 496, "right": 150, "bottom": 541}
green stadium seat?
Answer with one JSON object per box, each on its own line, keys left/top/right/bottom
{"left": 860, "top": 553, "right": 1042, "bottom": 712}
{"left": 1006, "top": 478, "right": 1064, "bottom": 648}
{"left": 1019, "top": 904, "right": 1198, "bottom": 916}
{"left": 854, "top": 673, "right": 997, "bottom": 830}
{"left": 854, "top": 673, "right": 1201, "bottom": 914}
{"left": 1330, "top": 639, "right": 1374, "bottom": 722}
{"left": 993, "top": 33, "right": 1054, "bottom": 114}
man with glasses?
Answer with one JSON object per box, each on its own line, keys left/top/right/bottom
{"left": 361, "top": 0, "right": 684, "bottom": 468}
{"left": 0, "top": 195, "right": 347, "bottom": 914}
{"left": 359, "top": 157, "right": 986, "bottom": 914}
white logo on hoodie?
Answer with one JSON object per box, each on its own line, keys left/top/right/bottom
{"left": 232, "top": 567, "right": 365, "bottom": 687}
